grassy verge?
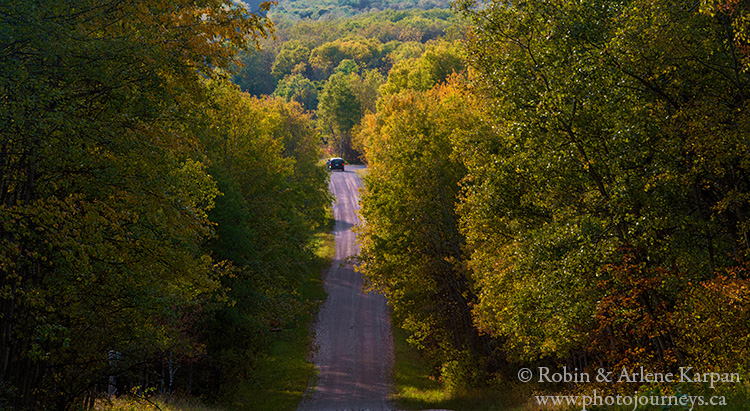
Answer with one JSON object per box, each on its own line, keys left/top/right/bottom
{"left": 392, "top": 326, "right": 528, "bottom": 411}
{"left": 225, "top": 314, "right": 320, "bottom": 410}
{"left": 392, "top": 325, "right": 750, "bottom": 411}
{"left": 391, "top": 325, "right": 447, "bottom": 409}
{"left": 95, "top": 395, "right": 223, "bottom": 411}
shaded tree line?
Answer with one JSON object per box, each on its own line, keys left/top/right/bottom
{"left": 0, "top": 0, "right": 329, "bottom": 409}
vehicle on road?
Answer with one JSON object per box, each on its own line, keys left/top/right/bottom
{"left": 328, "top": 157, "right": 345, "bottom": 171}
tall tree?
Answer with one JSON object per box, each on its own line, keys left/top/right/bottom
{"left": 357, "top": 79, "right": 502, "bottom": 388}
{"left": 194, "top": 80, "right": 330, "bottom": 399}
{"left": 272, "top": 40, "right": 313, "bottom": 80}
{"left": 233, "top": 44, "right": 278, "bottom": 96}
{"left": 0, "top": 0, "right": 271, "bottom": 407}
{"left": 380, "top": 40, "right": 464, "bottom": 95}
{"left": 318, "top": 63, "right": 364, "bottom": 159}
{"left": 456, "top": 0, "right": 750, "bottom": 371}
{"left": 273, "top": 74, "right": 320, "bottom": 111}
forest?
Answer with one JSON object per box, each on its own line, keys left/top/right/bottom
{"left": 356, "top": 0, "right": 750, "bottom": 405}
{"left": 2, "top": 0, "right": 749, "bottom": 409}
{"left": 0, "top": 0, "right": 331, "bottom": 409}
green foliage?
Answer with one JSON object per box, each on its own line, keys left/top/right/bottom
{"left": 273, "top": 74, "right": 320, "bottom": 111}
{"left": 701, "top": 0, "right": 750, "bottom": 63}
{"left": 317, "top": 64, "right": 368, "bottom": 159}
{"left": 356, "top": 78, "right": 499, "bottom": 390}
{"left": 350, "top": 68, "right": 385, "bottom": 115}
{"left": 0, "top": 0, "right": 332, "bottom": 408}
{"left": 308, "top": 37, "right": 382, "bottom": 80}
{"left": 232, "top": 44, "right": 278, "bottom": 96}
{"left": 18, "top": 0, "right": 745, "bottom": 405}
{"left": 99, "top": 395, "right": 225, "bottom": 411}
{"left": 353, "top": 0, "right": 749, "bottom": 400}
{"left": 380, "top": 40, "right": 464, "bottom": 95}
{"left": 0, "top": 0, "right": 273, "bottom": 407}
{"left": 227, "top": 231, "right": 330, "bottom": 410}
{"left": 195, "top": 79, "right": 330, "bottom": 399}
{"left": 272, "top": 40, "right": 313, "bottom": 80}
{"left": 0, "top": 1, "right": 463, "bottom": 406}
{"left": 455, "top": 0, "right": 750, "bottom": 374}
{"left": 261, "top": 9, "right": 464, "bottom": 157}
{"left": 260, "top": 0, "right": 452, "bottom": 21}
{"left": 273, "top": 8, "right": 457, "bottom": 45}
{"left": 232, "top": 8, "right": 460, "bottom": 108}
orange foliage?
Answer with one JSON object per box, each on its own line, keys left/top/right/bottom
{"left": 591, "top": 247, "right": 681, "bottom": 373}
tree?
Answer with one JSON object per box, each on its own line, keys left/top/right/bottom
{"left": 380, "top": 40, "right": 464, "bottom": 95}
{"left": 0, "top": 0, "right": 272, "bottom": 407}
{"left": 194, "top": 79, "right": 330, "bottom": 399}
{"left": 350, "top": 69, "right": 384, "bottom": 115}
{"left": 357, "top": 79, "right": 503, "bottom": 389}
{"left": 274, "top": 74, "right": 320, "bottom": 111}
{"left": 308, "top": 37, "right": 382, "bottom": 80}
{"left": 455, "top": 0, "right": 750, "bottom": 373}
{"left": 271, "top": 40, "right": 312, "bottom": 80}
{"left": 318, "top": 63, "right": 364, "bottom": 159}
{"left": 233, "top": 43, "right": 278, "bottom": 96}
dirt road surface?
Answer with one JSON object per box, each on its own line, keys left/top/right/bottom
{"left": 297, "top": 165, "right": 396, "bottom": 411}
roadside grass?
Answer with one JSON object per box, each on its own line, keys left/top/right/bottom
{"left": 391, "top": 325, "right": 444, "bottom": 409}
{"left": 392, "top": 325, "right": 750, "bottom": 411}
{"left": 225, "top": 318, "right": 319, "bottom": 410}
{"left": 392, "top": 326, "right": 528, "bottom": 411}
{"left": 95, "top": 395, "right": 223, "bottom": 411}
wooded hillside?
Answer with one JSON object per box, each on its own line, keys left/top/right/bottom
{"left": 244, "top": 0, "right": 451, "bottom": 20}
{"left": 232, "top": 8, "right": 461, "bottom": 161}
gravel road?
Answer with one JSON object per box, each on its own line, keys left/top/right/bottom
{"left": 297, "top": 165, "right": 397, "bottom": 411}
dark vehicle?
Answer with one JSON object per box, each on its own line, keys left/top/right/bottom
{"left": 328, "top": 157, "right": 345, "bottom": 171}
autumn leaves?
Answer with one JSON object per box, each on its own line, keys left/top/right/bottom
{"left": 356, "top": 0, "right": 750, "bottom": 396}
{"left": 0, "top": 1, "right": 327, "bottom": 408}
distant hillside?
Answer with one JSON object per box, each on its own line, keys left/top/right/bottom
{"left": 241, "top": 0, "right": 452, "bottom": 20}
